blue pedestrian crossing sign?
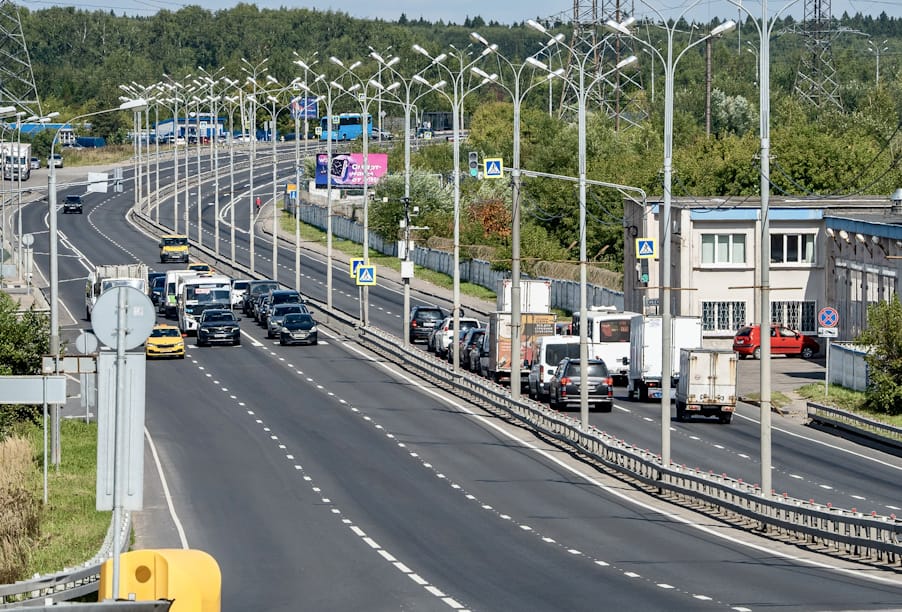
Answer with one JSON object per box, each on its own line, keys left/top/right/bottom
{"left": 636, "top": 238, "right": 656, "bottom": 259}
{"left": 484, "top": 158, "right": 503, "bottom": 179}
{"left": 356, "top": 265, "right": 376, "bottom": 286}
{"left": 349, "top": 257, "right": 365, "bottom": 278}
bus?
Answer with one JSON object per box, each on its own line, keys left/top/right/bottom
{"left": 178, "top": 275, "right": 232, "bottom": 334}
{"left": 320, "top": 113, "right": 373, "bottom": 141}
{"left": 570, "top": 306, "right": 641, "bottom": 384}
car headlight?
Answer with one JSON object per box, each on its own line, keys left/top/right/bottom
{"left": 309, "top": 325, "right": 317, "bottom": 333}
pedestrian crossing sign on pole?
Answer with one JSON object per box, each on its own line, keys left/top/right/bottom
{"left": 349, "top": 258, "right": 365, "bottom": 278}
{"left": 356, "top": 265, "right": 376, "bottom": 286}
{"left": 636, "top": 238, "right": 656, "bottom": 259}
{"left": 484, "top": 158, "right": 503, "bottom": 179}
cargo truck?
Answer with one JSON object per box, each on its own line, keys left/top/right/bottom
{"left": 675, "top": 348, "right": 737, "bottom": 424}
{"left": 495, "top": 279, "right": 551, "bottom": 313}
{"left": 483, "top": 311, "right": 556, "bottom": 385}
{"left": 3, "top": 143, "right": 32, "bottom": 181}
{"left": 626, "top": 315, "right": 703, "bottom": 401}
{"left": 85, "top": 263, "right": 149, "bottom": 320}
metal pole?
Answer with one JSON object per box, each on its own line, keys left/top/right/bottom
{"left": 173, "top": 95, "right": 179, "bottom": 232}
{"left": 195, "top": 102, "right": 203, "bottom": 248}
{"left": 578, "top": 64, "right": 590, "bottom": 429}
{"left": 759, "top": 0, "right": 773, "bottom": 497}
{"left": 403, "top": 96, "right": 412, "bottom": 345}
{"left": 213, "top": 95, "right": 220, "bottom": 256}
{"left": 451, "top": 75, "right": 461, "bottom": 372}
{"left": 271, "top": 102, "right": 278, "bottom": 282}
{"left": 661, "top": 32, "right": 675, "bottom": 466}
{"left": 49, "top": 139, "right": 60, "bottom": 360}
{"left": 183, "top": 100, "right": 190, "bottom": 241}
{"left": 110, "top": 288, "right": 127, "bottom": 600}
{"left": 229, "top": 105, "right": 236, "bottom": 265}
{"left": 294, "top": 110, "right": 301, "bottom": 292}
{"left": 326, "top": 92, "right": 334, "bottom": 310}
{"left": 361, "top": 99, "right": 370, "bottom": 327}
{"left": 510, "top": 83, "right": 522, "bottom": 402}
{"left": 249, "top": 90, "right": 257, "bottom": 274}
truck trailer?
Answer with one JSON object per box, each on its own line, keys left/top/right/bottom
{"left": 627, "top": 315, "right": 703, "bottom": 401}
{"left": 675, "top": 348, "right": 738, "bottom": 424}
{"left": 85, "top": 263, "right": 149, "bottom": 320}
{"left": 483, "top": 311, "right": 556, "bottom": 385}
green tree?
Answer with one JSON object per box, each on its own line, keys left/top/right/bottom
{"left": 855, "top": 294, "right": 902, "bottom": 416}
{"left": 0, "top": 294, "right": 50, "bottom": 437}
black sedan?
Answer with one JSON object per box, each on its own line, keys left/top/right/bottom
{"left": 197, "top": 309, "right": 241, "bottom": 347}
{"left": 279, "top": 313, "right": 318, "bottom": 346}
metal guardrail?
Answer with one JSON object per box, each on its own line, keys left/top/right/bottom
{"left": 0, "top": 513, "right": 130, "bottom": 607}
{"left": 357, "top": 325, "right": 902, "bottom": 567}
{"left": 807, "top": 401, "right": 902, "bottom": 449}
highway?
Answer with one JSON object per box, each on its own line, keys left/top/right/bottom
{"left": 18, "top": 153, "right": 902, "bottom": 610}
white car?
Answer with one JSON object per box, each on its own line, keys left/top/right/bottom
{"left": 433, "top": 316, "right": 481, "bottom": 357}
{"left": 231, "top": 279, "right": 251, "bottom": 309}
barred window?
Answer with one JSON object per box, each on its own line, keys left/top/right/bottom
{"left": 701, "top": 233, "right": 746, "bottom": 264}
{"left": 770, "top": 233, "right": 815, "bottom": 264}
{"left": 771, "top": 300, "right": 816, "bottom": 333}
{"left": 702, "top": 301, "right": 746, "bottom": 331}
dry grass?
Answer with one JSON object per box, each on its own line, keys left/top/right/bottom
{"left": 63, "top": 145, "right": 133, "bottom": 167}
{"left": 0, "top": 436, "right": 40, "bottom": 584}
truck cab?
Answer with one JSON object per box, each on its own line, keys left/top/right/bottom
{"left": 159, "top": 234, "right": 189, "bottom": 263}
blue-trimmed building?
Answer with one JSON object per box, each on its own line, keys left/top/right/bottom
{"left": 154, "top": 114, "right": 225, "bottom": 142}
{"left": 623, "top": 194, "right": 902, "bottom": 344}
{"left": 3, "top": 122, "right": 76, "bottom": 144}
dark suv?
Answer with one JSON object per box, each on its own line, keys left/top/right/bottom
{"left": 242, "top": 280, "right": 279, "bottom": 314}
{"left": 409, "top": 305, "right": 446, "bottom": 343}
{"left": 197, "top": 309, "right": 241, "bottom": 347}
{"left": 63, "top": 194, "right": 83, "bottom": 214}
{"left": 548, "top": 358, "right": 614, "bottom": 412}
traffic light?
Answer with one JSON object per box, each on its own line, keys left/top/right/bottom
{"left": 468, "top": 151, "right": 479, "bottom": 177}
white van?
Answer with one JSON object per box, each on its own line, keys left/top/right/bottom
{"left": 526, "top": 335, "right": 581, "bottom": 401}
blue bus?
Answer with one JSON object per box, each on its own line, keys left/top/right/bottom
{"left": 320, "top": 113, "right": 373, "bottom": 141}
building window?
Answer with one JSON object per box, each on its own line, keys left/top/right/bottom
{"left": 771, "top": 300, "right": 816, "bottom": 333}
{"left": 701, "top": 233, "right": 746, "bottom": 264}
{"left": 770, "top": 233, "right": 815, "bottom": 264}
{"left": 702, "top": 301, "right": 746, "bottom": 331}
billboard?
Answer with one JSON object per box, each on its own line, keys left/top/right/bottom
{"left": 315, "top": 153, "right": 389, "bottom": 189}
{"left": 290, "top": 96, "right": 318, "bottom": 120}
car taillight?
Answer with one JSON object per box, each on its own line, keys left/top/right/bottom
{"left": 561, "top": 377, "right": 571, "bottom": 385}
{"left": 411, "top": 320, "right": 417, "bottom": 327}
{"left": 539, "top": 365, "right": 544, "bottom": 379}
{"left": 606, "top": 377, "right": 613, "bottom": 396}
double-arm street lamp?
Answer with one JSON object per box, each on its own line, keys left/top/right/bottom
{"left": 329, "top": 55, "right": 396, "bottom": 327}
{"left": 370, "top": 51, "right": 450, "bottom": 344}
{"left": 529, "top": 19, "right": 638, "bottom": 426}
{"left": 297, "top": 70, "right": 359, "bottom": 311}
{"left": 412, "top": 42, "right": 494, "bottom": 371}
{"left": 469, "top": 31, "right": 564, "bottom": 400}
{"left": 606, "top": 5, "right": 735, "bottom": 463}
{"left": 241, "top": 57, "right": 269, "bottom": 275}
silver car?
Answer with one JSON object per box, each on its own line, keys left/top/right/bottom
{"left": 266, "top": 303, "right": 310, "bottom": 338}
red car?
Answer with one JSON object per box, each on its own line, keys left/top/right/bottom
{"left": 733, "top": 324, "right": 820, "bottom": 359}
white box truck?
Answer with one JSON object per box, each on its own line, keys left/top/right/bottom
{"left": 627, "top": 315, "right": 703, "bottom": 401}
{"left": 85, "top": 263, "right": 148, "bottom": 320}
{"left": 675, "top": 348, "right": 737, "bottom": 424}
{"left": 495, "top": 279, "right": 551, "bottom": 313}
{"left": 3, "top": 143, "right": 32, "bottom": 181}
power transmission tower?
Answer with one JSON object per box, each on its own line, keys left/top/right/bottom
{"left": 794, "top": 0, "right": 842, "bottom": 110}
{"left": 542, "top": 0, "right": 646, "bottom": 130}
{"left": 0, "top": 0, "right": 42, "bottom": 116}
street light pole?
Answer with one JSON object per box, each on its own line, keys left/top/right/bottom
{"left": 413, "top": 43, "right": 493, "bottom": 371}
{"left": 607, "top": 8, "right": 735, "bottom": 463}
{"left": 531, "top": 20, "right": 637, "bottom": 427}
{"left": 470, "top": 32, "right": 562, "bottom": 401}
{"left": 242, "top": 58, "right": 269, "bottom": 275}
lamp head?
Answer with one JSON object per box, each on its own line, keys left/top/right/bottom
{"left": 470, "top": 31, "right": 489, "bottom": 46}
{"left": 349, "top": 60, "right": 362, "bottom": 71}
{"left": 616, "top": 55, "right": 638, "bottom": 70}
{"left": 527, "top": 19, "right": 547, "bottom": 34}
{"left": 710, "top": 20, "right": 737, "bottom": 37}
{"left": 604, "top": 19, "right": 633, "bottom": 36}
{"left": 329, "top": 56, "right": 344, "bottom": 67}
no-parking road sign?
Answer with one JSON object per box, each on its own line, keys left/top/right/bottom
{"left": 818, "top": 307, "right": 838, "bottom": 328}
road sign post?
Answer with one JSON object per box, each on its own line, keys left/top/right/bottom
{"left": 817, "top": 307, "right": 839, "bottom": 397}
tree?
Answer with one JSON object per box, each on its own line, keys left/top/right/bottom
{"left": 0, "top": 294, "right": 50, "bottom": 437}
{"left": 855, "top": 294, "right": 902, "bottom": 416}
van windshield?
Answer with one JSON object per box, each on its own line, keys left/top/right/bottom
{"left": 546, "top": 343, "right": 581, "bottom": 366}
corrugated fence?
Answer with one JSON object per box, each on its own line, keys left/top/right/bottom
{"left": 828, "top": 342, "right": 870, "bottom": 392}
{"left": 291, "top": 200, "right": 624, "bottom": 313}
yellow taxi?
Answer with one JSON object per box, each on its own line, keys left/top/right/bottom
{"left": 145, "top": 323, "right": 186, "bottom": 359}
{"left": 187, "top": 262, "right": 214, "bottom": 274}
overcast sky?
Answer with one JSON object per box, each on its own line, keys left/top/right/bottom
{"left": 21, "top": 0, "right": 902, "bottom": 21}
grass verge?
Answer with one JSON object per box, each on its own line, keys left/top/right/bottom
{"left": 22, "top": 419, "right": 110, "bottom": 577}
{"left": 741, "top": 391, "right": 793, "bottom": 410}
{"left": 795, "top": 383, "right": 902, "bottom": 427}
{"left": 277, "top": 211, "right": 495, "bottom": 302}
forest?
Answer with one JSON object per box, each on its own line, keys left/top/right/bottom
{"left": 14, "top": 4, "right": 902, "bottom": 274}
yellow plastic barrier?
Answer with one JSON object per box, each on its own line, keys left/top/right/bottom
{"left": 99, "top": 549, "right": 221, "bottom": 611}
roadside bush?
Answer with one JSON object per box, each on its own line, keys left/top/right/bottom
{"left": 855, "top": 294, "right": 902, "bottom": 416}
{"left": 0, "top": 436, "right": 40, "bottom": 583}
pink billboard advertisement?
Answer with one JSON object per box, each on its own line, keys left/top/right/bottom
{"left": 315, "top": 152, "right": 389, "bottom": 188}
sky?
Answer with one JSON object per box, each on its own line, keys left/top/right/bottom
{"left": 19, "top": 0, "right": 902, "bottom": 22}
